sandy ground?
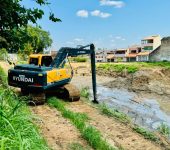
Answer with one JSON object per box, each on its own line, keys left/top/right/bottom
{"left": 0, "top": 61, "right": 169, "bottom": 150}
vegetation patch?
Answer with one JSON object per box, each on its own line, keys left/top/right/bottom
{"left": 97, "top": 64, "right": 139, "bottom": 74}
{"left": 69, "top": 142, "right": 91, "bottom": 150}
{"left": 100, "top": 104, "right": 131, "bottom": 124}
{"left": 133, "top": 126, "right": 158, "bottom": 142}
{"left": 47, "top": 97, "right": 116, "bottom": 150}
{"left": 80, "top": 87, "right": 90, "bottom": 99}
{"left": 157, "top": 123, "right": 170, "bottom": 137}
{"left": 0, "top": 67, "right": 50, "bottom": 150}
{"left": 97, "top": 62, "right": 170, "bottom": 74}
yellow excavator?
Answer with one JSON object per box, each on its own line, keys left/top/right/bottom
{"left": 8, "top": 44, "right": 98, "bottom": 104}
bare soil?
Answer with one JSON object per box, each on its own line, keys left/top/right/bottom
{"left": 31, "top": 105, "right": 90, "bottom": 150}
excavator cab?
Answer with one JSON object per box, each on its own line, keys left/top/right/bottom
{"left": 29, "top": 54, "right": 53, "bottom": 67}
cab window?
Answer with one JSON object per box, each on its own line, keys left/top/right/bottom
{"left": 29, "top": 58, "right": 38, "bottom": 65}
{"left": 41, "top": 56, "right": 52, "bottom": 67}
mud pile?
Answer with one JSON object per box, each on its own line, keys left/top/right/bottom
{"left": 97, "top": 68, "right": 170, "bottom": 96}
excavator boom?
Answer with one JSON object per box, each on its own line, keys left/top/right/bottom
{"left": 51, "top": 44, "right": 97, "bottom": 103}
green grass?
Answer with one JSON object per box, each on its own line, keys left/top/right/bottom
{"left": 157, "top": 123, "right": 170, "bottom": 137}
{"left": 80, "top": 87, "right": 90, "bottom": 99}
{"left": 133, "top": 126, "right": 158, "bottom": 142}
{"left": 0, "top": 66, "right": 7, "bottom": 86}
{"left": 97, "top": 64, "right": 139, "bottom": 74}
{"left": 47, "top": 97, "right": 116, "bottom": 150}
{"left": 69, "top": 142, "right": 91, "bottom": 150}
{"left": 97, "top": 62, "right": 170, "bottom": 74}
{"left": 100, "top": 104, "right": 131, "bottom": 124}
{"left": 0, "top": 67, "right": 50, "bottom": 150}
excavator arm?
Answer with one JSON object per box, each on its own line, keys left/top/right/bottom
{"left": 51, "top": 44, "right": 98, "bottom": 103}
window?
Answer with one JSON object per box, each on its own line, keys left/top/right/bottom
{"left": 41, "top": 56, "right": 53, "bottom": 67}
{"left": 131, "top": 50, "right": 136, "bottom": 53}
{"left": 143, "top": 46, "right": 153, "bottom": 50}
{"left": 30, "top": 58, "right": 38, "bottom": 65}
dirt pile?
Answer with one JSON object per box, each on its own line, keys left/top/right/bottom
{"left": 98, "top": 68, "right": 170, "bottom": 96}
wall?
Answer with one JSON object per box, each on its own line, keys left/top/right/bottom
{"left": 153, "top": 36, "right": 161, "bottom": 50}
{"left": 150, "top": 37, "right": 170, "bottom": 61}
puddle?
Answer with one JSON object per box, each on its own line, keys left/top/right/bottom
{"left": 90, "top": 85, "right": 170, "bottom": 133}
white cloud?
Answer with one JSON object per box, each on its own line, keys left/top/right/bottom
{"left": 115, "top": 36, "right": 126, "bottom": 40}
{"left": 91, "top": 10, "right": 112, "bottom": 18}
{"left": 115, "top": 36, "right": 122, "bottom": 39}
{"left": 100, "top": 0, "right": 125, "bottom": 8}
{"left": 74, "top": 38, "right": 84, "bottom": 42}
{"left": 76, "top": 10, "right": 88, "bottom": 18}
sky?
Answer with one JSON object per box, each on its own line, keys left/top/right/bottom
{"left": 22, "top": 0, "right": 170, "bottom": 50}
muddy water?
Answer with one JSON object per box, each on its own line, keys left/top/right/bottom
{"left": 90, "top": 85, "right": 170, "bottom": 134}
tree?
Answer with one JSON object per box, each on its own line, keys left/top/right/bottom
{"left": 0, "top": 48, "right": 8, "bottom": 60}
{"left": 26, "top": 25, "right": 52, "bottom": 53}
{"left": 0, "top": 0, "right": 60, "bottom": 52}
{"left": 16, "top": 25, "right": 52, "bottom": 55}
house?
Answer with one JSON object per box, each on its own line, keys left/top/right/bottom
{"left": 95, "top": 50, "right": 107, "bottom": 62}
{"left": 114, "top": 49, "right": 127, "bottom": 62}
{"left": 126, "top": 45, "right": 141, "bottom": 62}
{"left": 150, "top": 37, "right": 170, "bottom": 61}
{"left": 106, "top": 50, "right": 115, "bottom": 62}
{"left": 137, "top": 35, "right": 161, "bottom": 61}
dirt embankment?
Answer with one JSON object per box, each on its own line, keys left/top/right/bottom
{"left": 97, "top": 68, "right": 170, "bottom": 97}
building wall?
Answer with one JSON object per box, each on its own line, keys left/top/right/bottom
{"left": 137, "top": 55, "right": 149, "bottom": 62}
{"left": 95, "top": 51, "right": 107, "bottom": 62}
{"left": 153, "top": 35, "right": 161, "bottom": 50}
{"left": 150, "top": 37, "right": 170, "bottom": 61}
{"left": 127, "top": 57, "right": 136, "bottom": 62}
{"left": 141, "top": 35, "right": 161, "bottom": 52}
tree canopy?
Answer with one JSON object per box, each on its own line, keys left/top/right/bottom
{"left": 0, "top": 0, "right": 60, "bottom": 53}
{"left": 24, "top": 25, "right": 53, "bottom": 54}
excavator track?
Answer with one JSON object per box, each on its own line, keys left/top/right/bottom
{"left": 29, "top": 93, "right": 46, "bottom": 105}
{"left": 21, "top": 83, "right": 80, "bottom": 105}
